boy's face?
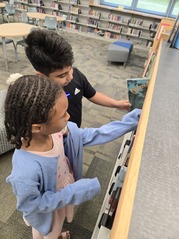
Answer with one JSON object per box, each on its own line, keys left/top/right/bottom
{"left": 48, "top": 66, "right": 73, "bottom": 87}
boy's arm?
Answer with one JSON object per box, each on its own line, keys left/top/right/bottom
{"left": 89, "top": 91, "right": 131, "bottom": 111}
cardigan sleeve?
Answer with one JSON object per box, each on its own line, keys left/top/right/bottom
{"left": 6, "top": 176, "right": 100, "bottom": 214}
{"left": 79, "top": 108, "right": 141, "bottom": 146}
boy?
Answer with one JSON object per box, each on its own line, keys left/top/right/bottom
{"left": 25, "top": 29, "right": 131, "bottom": 127}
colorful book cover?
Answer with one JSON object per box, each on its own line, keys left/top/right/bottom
{"left": 127, "top": 77, "right": 150, "bottom": 111}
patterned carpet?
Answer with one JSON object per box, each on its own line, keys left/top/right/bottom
{"left": 0, "top": 30, "right": 147, "bottom": 239}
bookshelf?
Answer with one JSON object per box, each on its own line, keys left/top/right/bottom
{"left": 143, "top": 18, "right": 175, "bottom": 77}
{"left": 13, "top": 0, "right": 172, "bottom": 49}
{"left": 91, "top": 131, "right": 136, "bottom": 239}
{"left": 111, "top": 39, "right": 179, "bottom": 239}
{"left": 14, "top": 0, "right": 40, "bottom": 12}
{"left": 88, "top": 2, "right": 162, "bottom": 47}
{"left": 92, "top": 18, "right": 176, "bottom": 239}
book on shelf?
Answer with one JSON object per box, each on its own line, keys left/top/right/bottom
{"left": 128, "top": 18, "right": 143, "bottom": 26}
{"left": 108, "top": 13, "right": 123, "bottom": 23}
{"left": 104, "top": 31, "right": 120, "bottom": 39}
{"left": 71, "top": 0, "right": 77, "bottom": 4}
{"left": 89, "top": 9, "right": 101, "bottom": 18}
{"left": 127, "top": 77, "right": 150, "bottom": 111}
{"left": 143, "top": 52, "right": 156, "bottom": 77}
{"left": 149, "top": 22, "right": 159, "bottom": 31}
{"left": 146, "top": 40, "right": 153, "bottom": 48}
{"left": 51, "top": 1, "right": 58, "bottom": 9}
{"left": 87, "top": 18, "right": 99, "bottom": 27}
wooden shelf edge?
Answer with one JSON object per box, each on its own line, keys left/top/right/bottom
{"left": 109, "top": 39, "right": 163, "bottom": 239}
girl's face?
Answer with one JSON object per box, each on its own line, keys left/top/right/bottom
{"left": 41, "top": 91, "right": 70, "bottom": 135}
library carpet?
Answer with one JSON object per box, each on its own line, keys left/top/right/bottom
{"left": 0, "top": 30, "right": 147, "bottom": 239}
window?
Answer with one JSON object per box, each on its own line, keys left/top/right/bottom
{"left": 171, "top": 1, "right": 179, "bottom": 16}
{"left": 99, "top": 0, "right": 178, "bottom": 17}
{"left": 136, "top": 0, "right": 170, "bottom": 15}
{"left": 101, "top": 0, "right": 133, "bottom": 8}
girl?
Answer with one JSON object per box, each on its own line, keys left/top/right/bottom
{"left": 5, "top": 75, "right": 140, "bottom": 239}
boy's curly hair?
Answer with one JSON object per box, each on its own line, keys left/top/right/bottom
{"left": 4, "top": 75, "right": 63, "bottom": 149}
{"left": 25, "top": 29, "right": 74, "bottom": 76}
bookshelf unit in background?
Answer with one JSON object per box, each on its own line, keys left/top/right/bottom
{"left": 88, "top": 3, "right": 162, "bottom": 48}
{"left": 13, "top": 0, "right": 169, "bottom": 49}
{"left": 143, "top": 18, "right": 175, "bottom": 77}
{"left": 58, "top": 0, "right": 90, "bottom": 31}
{"left": 14, "top": 0, "right": 39, "bottom": 12}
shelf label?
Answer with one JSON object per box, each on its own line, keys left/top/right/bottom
{"left": 118, "top": 6, "right": 124, "bottom": 11}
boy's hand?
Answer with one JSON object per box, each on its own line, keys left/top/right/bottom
{"left": 116, "top": 100, "right": 131, "bottom": 111}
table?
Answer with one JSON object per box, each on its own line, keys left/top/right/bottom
{"left": 0, "top": 3, "right": 5, "bottom": 9}
{"left": 27, "top": 12, "right": 65, "bottom": 28}
{"left": 0, "top": 23, "right": 37, "bottom": 71}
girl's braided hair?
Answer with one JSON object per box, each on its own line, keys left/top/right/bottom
{"left": 4, "top": 75, "right": 63, "bottom": 149}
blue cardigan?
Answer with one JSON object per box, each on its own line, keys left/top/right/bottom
{"left": 6, "top": 109, "right": 141, "bottom": 235}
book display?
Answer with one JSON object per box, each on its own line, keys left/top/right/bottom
{"left": 91, "top": 132, "right": 136, "bottom": 239}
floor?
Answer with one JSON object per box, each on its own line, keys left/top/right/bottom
{"left": 0, "top": 27, "right": 148, "bottom": 239}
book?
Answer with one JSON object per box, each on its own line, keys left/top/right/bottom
{"left": 127, "top": 77, "right": 150, "bottom": 111}
{"left": 142, "top": 52, "right": 156, "bottom": 77}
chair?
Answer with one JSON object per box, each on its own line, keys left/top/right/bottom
{"left": 28, "top": 6, "right": 37, "bottom": 12}
{"left": 21, "top": 11, "right": 29, "bottom": 23}
{"left": 15, "top": 12, "right": 34, "bottom": 49}
{"left": 44, "top": 16, "right": 58, "bottom": 31}
{"left": 15, "top": 27, "right": 38, "bottom": 54}
{"left": 0, "top": 0, "right": 5, "bottom": 21}
{"left": 0, "top": 89, "right": 15, "bottom": 155}
{"left": 4, "top": 3, "right": 16, "bottom": 23}
{"left": 0, "top": 37, "right": 18, "bottom": 63}
{"left": 27, "top": 6, "right": 37, "bottom": 25}
{"left": 60, "top": 14, "right": 67, "bottom": 30}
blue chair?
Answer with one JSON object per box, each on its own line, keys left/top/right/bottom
{"left": 27, "top": 6, "right": 37, "bottom": 12}
{"left": 44, "top": 16, "right": 58, "bottom": 31}
{"left": 0, "top": 38, "right": 17, "bottom": 61}
{"left": 21, "top": 11, "right": 29, "bottom": 23}
{"left": 0, "top": 0, "right": 5, "bottom": 22}
{"left": 60, "top": 14, "right": 67, "bottom": 30}
{"left": 15, "top": 27, "right": 38, "bottom": 54}
{"left": 15, "top": 12, "right": 33, "bottom": 48}
{"left": 27, "top": 6, "right": 37, "bottom": 25}
{"left": 5, "top": 3, "right": 16, "bottom": 22}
